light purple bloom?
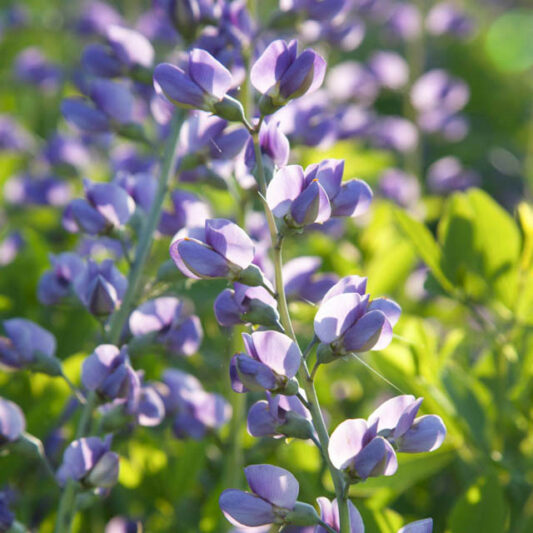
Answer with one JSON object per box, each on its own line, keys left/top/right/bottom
{"left": 0, "top": 232, "right": 24, "bottom": 267}
{"left": 426, "top": 2, "right": 474, "bottom": 38}
{"left": 368, "top": 51, "right": 409, "bottom": 91}
{"left": 4, "top": 174, "right": 72, "bottom": 207}
{"left": 214, "top": 284, "right": 280, "bottom": 329}
{"left": 329, "top": 418, "right": 398, "bottom": 481}
{"left": 370, "top": 116, "right": 419, "bottom": 153}
{"left": 427, "top": 156, "right": 479, "bottom": 194}
{"left": 411, "top": 70, "right": 469, "bottom": 115}
{"left": 0, "top": 397, "right": 25, "bottom": 445}
{"left": 316, "top": 497, "right": 365, "bottom": 533}
{"left": 154, "top": 49, "right": 233, "bottom": 112}
{"left": 82, "top": 345, "right": 139, "bottom": 402}
{"left": 244, "top": 119, "right": 290, "bottom": 171}
{"left": 0, "top": 115, "right": 34, "bottom": 152}
{"left": 38, "top": 252, "right": 87, "bottom": 305}
{"left": 159, "top": 369, "right": 231, "bottom": 439}
{"left": 129, "top": 297, "right": 203, "bottom": 357}
{"left": 65, "top": 180, "right": 135, "bottom": 235}
{"left": 379, "top": 168, "right": 420, "bottom": 208}
{"left": 231, "top": 330, "right": 301, "bottom": 394}
{"left": 74, "top": 259, "right": 127, "bottom": 316}
{"left": 326, "top": 61, "right": 379, "bottom": 104}
{"left": 76, "top": 1, "right": 123, "bottom": 35}
{"left": 219, "top": 464, "right": 299, "bottom": 527}
{"left": 169, "top": 218, "right": 255, "bottom": 280}
{"left": 105, "top": 516, "right": 142, "bottom": 533}
{"left": 42, "top": 134, "right": 91, "bottom": 170}
{"left": 56, "top": 435, "right": 119, "bottom": 488}
{"left": 115, "top": 172, "right": 157, "bottom": 212}
{"left": 398, "top": 518, "right": 433, "bottom": 533}
{"left": 251, "top": 39, "right": 326, "bottom": 114}
{"left": 106, "top": 24, "right": 155, "bottom": 69}
{"left": 0, "top": 318, "right": 56, "bottom": 370}
{"left": 283, "top": 257, "right": 338, "bottom": 304}
{"left": 247, "top": 392, "right": 311, "bottom": 439}
{"left": 14, "top": 47, "right": 61, "bottom": 91}
{"left": 384, "top": 2, "right": 422, "bottom": 41}
{"left": 314, "top": 277, "right": 400, "bottom": 355}
{"left": 159, "top": 190, "right": 211, "bottom": 236}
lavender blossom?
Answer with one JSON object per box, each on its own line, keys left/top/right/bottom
{"left": 231, "top": 331, "right": 301, "bottom": 394}
{"left": 316, "top": 497, "right": 365, "bottom": 533}
{"left": 219, "top": 464, "right": 300, "bottom": 527}
{"left": 398, "top": 519, "right": 433, "bottom": 533}
{"left": 56, "top": 435, "right": 119, "bottom": 488}
{"left": 314, "top": 276, "right": 400, "bottom": 357}
{"left": 251, "top": 39, "right": 326, "bottom": 114}
{"left": 129, "top": 297, "right": 203, "bottom": 356}
{"left": 38, "top": 252, "right": 87, "bottom": 305}
{"left": 0, "top": 397, "right": 25, "bottom": 446}
{"left": 169, "top": 218, "right": 256, "bottom": 281}
{"left": 73, "top": 259, "right": 127, "bottom": 316}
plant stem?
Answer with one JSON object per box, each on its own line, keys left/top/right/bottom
{"left": 106, "top": 110, "right": 184, "bottom": 346}
{"left": 252, "top": 135, "right": 351, "bottom": 533}
{"left": 54, "top": 110, "right": 185, "bottom": 533}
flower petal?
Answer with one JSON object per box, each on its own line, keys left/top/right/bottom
{"left": 219, "top": 489, "right": 276, "bottom": 527}
{"left": 266, "top": 165, "right": 305, "bottom": 217}
{"left": 205, "top": 218, "right": 254, "bottom": 270}
{"left": 244, "top": 464, "right": 299, "bottom": 508}
{"left": 328, "top": 418, "right": 368, "bottom": 470}
{"left": 188, "top": 48, "right": 232, "bottom": 100}
{"left": 250, "top": 330, "right": 301, "bottom": 379}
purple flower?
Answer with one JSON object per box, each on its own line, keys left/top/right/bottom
{"left": 0, "top": 115, "right": 34, "bottom": 152}
{"left": 76, "top": 1, "right": 123, "bottom": 35}
{"left": 56, "top": 435, "right": 119, "bottom": 488}
{"left": 244, "top": 119, "right": 290, "bottom": 171}
{"left": 0, "top": 397, "right": 25, "bottom": 446}
{"left": 0, "top": 491, "right": 14, "bottom": 532}
{"left": 42, "top": 134, "right": 91, "bottom": 170}
{"left": 178, "top": 112, "right": 248, "bottom": 165}
{"left": 266, "top": 165, "right": 331, "bottom": 227}
{"left": 384, "top": 2, "right": 422, "bottom": 41}
{"left": 115, "top": 172, "right": 157, "bottom": 212}
{"left": 314, "top": 276, "right": 400, "bottom": 356}
{"left": 73, "top": 259, "right": 127, "bottom": 316}
{"left": 159, "top": 369, "right": 231, "bottom": 439}
{"left": 368, "top": 51, "right": 409, "bottom": 91}
{"left": 81, "top": 43, "right": 123, "bottom": 78}
{"left": 0, "top": 232, "right": 24, "bottom": 267}
{"left": 4, "top": 174, "right": 72, "bottom": 207}
{"left": 398, "top": 518, "right": 433, "bottom": 533}
{"left": 247, "top": 392, "right": 312, "bottom": 439}
{"left": 169, "top": 218, "right": 255, "bottom": 280}
{"left": 370, "top": 116, "right": 419, "bottom": 153}
{"left": 280, "top": 0, "right": 346, "bottom": 21}
{"left": 14, "top": 47, "right": 61, "bottom": 91}
{"left": 427, "top": 156, "right": 479, "bottom": 194}
{"left": 38, "top": 252, "right": 87, "bottom": 305}
{"left": 283, "top": 257, "right": 338, "bottom": 304}
{"left": 0, "top": 318, "right": 56, "bottom": 370}
{"left": 61, "top": 97, "right": 111, "bottom": 133}
{"left": 426, "top": 2, "right": 474, "bottom": 39}
{"left": 316, "top": 497, "right": 365, "bottom": 533}
{"left": 214, "top": 283, "right": 279, "bottom": 329}
{"left": 65, "top": 180, "right": 135, "bottom": 235}
{"left": 105, "top": 516, "right": 142, "bottom": 533}
{"left": 129, "top": 297, "right": 203, "bottom": 357}
{"left": 82, "top": 345, "right": 139, "bottom": 402}
{"left": 326, "top": 61, "right": 379, "bottom": 104}
{"left": 219, "top": 464, "right": 299, "bottom": 527}
{"left": 231, "top": 331, "right": 301, "bottom": 394}
{"left": 411, "top": 70, "right": 469, "bottom": 115}
{"left": 251, "top": 39, "right": 326, "bottom": 114}
{"left": 379, "top": 169, "right": 420, "bottom": 208}
{"left": 105, "top": 25, "right": 155, "bottom": 69}
{"left": 154, "top": 49, "right": 233, "bottom": 112}
{"left": 329, "top": 418, "right": 398, "bottom": 481}
{"left": 267, "top": 160, "right": 372, "bottom": 228}
{"left": 159, "top": 190, "right": 211, "bottom": 236}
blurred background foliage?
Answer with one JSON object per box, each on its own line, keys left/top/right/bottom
{"left": 1, "top": 0, "right": 533, "bottom": 532}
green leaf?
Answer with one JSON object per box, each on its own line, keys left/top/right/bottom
{"left": 393, "top": 208, "right": 455, "bottom": 293}
{"left": 438, "top": 189, "right": 521, "bottom": 306}
{"left": 449, "top": 474, "right": 508, "bottom": 533}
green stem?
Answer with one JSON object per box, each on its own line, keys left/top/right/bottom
{"left": 252, "top": 135, "right": 351, "bottom": 533}
{"left": 54, "top": 110, "right": 185, "bottom": 533}
{"left": 106, "top": 110, "right": 185, "bottom": 346}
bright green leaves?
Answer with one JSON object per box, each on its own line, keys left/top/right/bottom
{"left": 396, "top": 188, "right": 523, "bottom": 308}
{"left": 449, "top": 474, "right": 509, "bottom": 533}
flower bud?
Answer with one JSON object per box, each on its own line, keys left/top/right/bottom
{"left": 285, "top": 501, "right": 320, "bottom": 526}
